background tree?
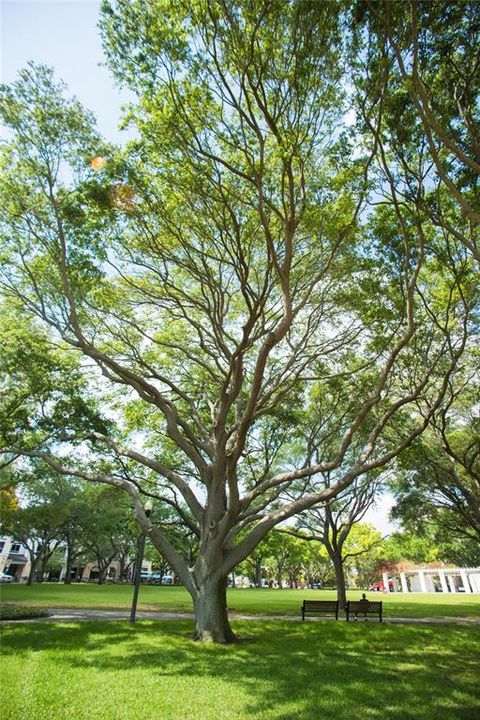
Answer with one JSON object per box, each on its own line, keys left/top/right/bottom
{"left": 76, "top": 486, "right": 137, "bottom": 584}
{"left": 287, "top": 474, "right": 383, "bottom": 607}
{"left": 380, "top": 529, "right": 442, "bottom": 567}
{"left": 391, "top": 441, "right": 480, "bottom": 550}
{"left": 390, "top": 374, "right": 480, "bottom": 554}
{"left": 3, "top": 482, "right": 68, "bottom": 584}
{"left": 264, "top": 531, "right": 327, "bottom": 590}
{"left": 144, "top": 504, "right": 199, "bottom": 583}
{"left": 238, "top": 537, "right": 271, "bottom": 589}
{"left": 281, "top": 535, "right": 309, "bottom": 589}
{"left": 342, "top": 522, "right": 384, "bottom": 590}
{"left": 0, "top": 3, "right": 475, "bottom": 642}
{"left": 60, "top": 488, "right": 93, "bottom": 584}
{"left": 301, "top": 539, "right": 333, "bottom": 590}
{"left": 0, "top": 486, "right": 18, "bottom": 533}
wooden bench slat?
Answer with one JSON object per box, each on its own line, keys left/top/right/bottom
{"left": 303, "top": 602, "right": 338, "bottom": 608}
{"left": 345, "top": 600, "right": 383, "bottom": 622}
{"left": 300, "top": 599, "right": 384, "bottom": 622}
{"left": 348, "top": 602, "right": 382, "bottom": 610}
{"left": 301, "top": 600, "right": 339, "bottom": 620}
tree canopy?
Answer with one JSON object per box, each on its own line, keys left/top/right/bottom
{"left": 0, "top": 1, "right": 478, "bottom": 642}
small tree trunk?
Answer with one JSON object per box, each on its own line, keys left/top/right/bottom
{"left": 39, "top": 554, "right": 50, "bottom": 582}
{"left": 35, "top": 558, "right": 44, "bottom": 583}
{"left": 73, "top": 566, "right": 83, "bottom": 582}
{"left": 333, "top": 556, "right": 347, "bottom": 610}
{"left": 27, "top": 550, "right": 36, "bottom": 585}
{"left": 276, "top": 561, "right": 284, "bottom": 589}
{"left": 255, "top": 561, "right": 262, "bottom": 588}
{"left": 35, "top": 555, "right": 46, "bottom": 583}
{"left": 64, "top": 545, "right": 74, "bottom": 584}
{"left": 64, "top": 536, "right": 73, "bottom": 584}
{"left": 192, "top": 573, "right": 236, "bottom": 643}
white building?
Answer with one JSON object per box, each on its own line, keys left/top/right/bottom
{"left": 380, "top": 561, "right": 480, "bottom": 594}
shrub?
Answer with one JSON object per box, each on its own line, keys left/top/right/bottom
{"left": 0, "top": 604, "right": 50, "bottom": 620}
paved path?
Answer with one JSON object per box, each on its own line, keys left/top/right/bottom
{"left": 5, "top": 607, "right": 480, "bottom": 625}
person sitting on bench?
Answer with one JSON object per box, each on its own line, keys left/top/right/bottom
{"left": 354, "top": 593, "right": 369, "bottom": 621}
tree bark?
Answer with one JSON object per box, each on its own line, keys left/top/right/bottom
{"left": 74, "top": 566, "right": 84, "bottom": 582}
{"left": 192, "top": 573, "right": 236, "bottom": 643}
{"left": 27, "top": 549, "right": 36, "bottom": 585}
{"left": 332, "top": 555, "right": 347, "bottom": 610}
{"left": 38, "top": 553, "right": 50, "bottom": 582}
{"left": 255, "top": 562, "right": 262, "bottom": 589}
{"left": 64, "top": 544, "right": 74, "bottom": 584}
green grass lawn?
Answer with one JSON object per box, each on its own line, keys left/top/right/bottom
{"left": 1, "top": 620, "right": 479, "bottom": 720}
{"left": 1, "top": 583, "right": 480, "bottom": 618}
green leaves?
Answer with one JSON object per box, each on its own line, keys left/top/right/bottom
{"left": 0, "top": 300, "right": 109, "bottom": 449}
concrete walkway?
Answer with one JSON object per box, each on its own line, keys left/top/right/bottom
{"left": 5, "top": 607, "right": 480, "bottom": 625}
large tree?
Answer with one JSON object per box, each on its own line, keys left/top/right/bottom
{"left": 0, "top": 3, "right": 475, "bottom": 641}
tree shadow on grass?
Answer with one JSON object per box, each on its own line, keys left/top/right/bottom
{"left": 1, "top": 620, "right": 480, "bottom": 720}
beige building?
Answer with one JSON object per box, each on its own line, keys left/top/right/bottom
{"left": 0, "top": 535, "right": 152, "bottom": 583}
{"left": 0, "top": 536, "right": 29, "bottom": 580}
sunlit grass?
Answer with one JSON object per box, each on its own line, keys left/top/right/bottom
{"left": 1, "top": 583, "right": 479, "bottom": 619}
{"left": 1, "top": 620, "right": 479, "bottom": 720}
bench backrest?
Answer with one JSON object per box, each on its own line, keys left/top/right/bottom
{"left": 303, "top": 600, "right": 338, "bottom": 610}
{"left": 347, "top": 601, "right": 382, "bottom": 612}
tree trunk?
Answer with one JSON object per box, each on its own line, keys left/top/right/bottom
{"left": 73, "top": 566, "right": 83, "bottom": 582}
{"left": 276, "top": 561, "right": 284, "bottom": 589}
{"left": 27, "top": 550, "right": 36, "bottom": 585}
{"left": 64, "top": 544, "right": 74, "bottom": 584}
{"left": 333, "top": 556, "right": 347, "bottom": 610}
{"left": 147, "top": 493, "right": 237, "bottom": 643}
{"left": 192, "top": 573, "right": 236, "bottom": 643}
{"left": 35, "top": 559, "right": 44, "bottom": 583}
{"left": 39, "top": 554, "right": 50, "bottom": 583}
{"left": 118, "top": 556, "right": 126, "bottom": 581}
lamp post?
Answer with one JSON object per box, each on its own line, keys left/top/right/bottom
{"left": 129, "top": 498, "right": 153, "bottom": 624}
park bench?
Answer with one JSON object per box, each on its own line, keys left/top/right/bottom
{"left": 346, "top": 600, "right": 383, "bottom": 622}
{"left": 301, "top": 599, "right": 339, "bottom": 621}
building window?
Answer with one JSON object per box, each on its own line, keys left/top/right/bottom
{"left": 11, "top": 543, "right": 21, "bottom": 553}
{"left": 0, "top": 541, "right": 5, "bottom": 553}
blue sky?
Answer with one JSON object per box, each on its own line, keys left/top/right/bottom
{"left": 1, "top": 0, "right": 131, "bottom": 142}
{"left": 1, "top": 0, "right": 397, "bottom": 535}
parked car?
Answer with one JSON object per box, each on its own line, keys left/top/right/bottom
{"left": 0, "top": 572, "right": 13, "bottom": 583}
{"left": 141, "top": 572, "right": 162, "bottom": 584}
